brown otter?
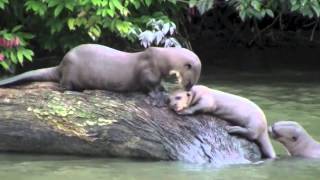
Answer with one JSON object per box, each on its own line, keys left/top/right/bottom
{"left": 168, "top": 85, "right": 276, "bottom": 158}
{"left": 269, "top": 121, "right": 320, "bottom": 158}
{"left": 0, "top": 44, "right": 202, "bottom": 105}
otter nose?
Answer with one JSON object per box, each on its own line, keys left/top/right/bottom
{"left": 166, "top": 98, "right": 171, "bottom": 104}
{"left": 186, "top": 82, "right": 193, "bottom": 90}
{"left": 270, "top": 125, "right": 280, "bottom": 138}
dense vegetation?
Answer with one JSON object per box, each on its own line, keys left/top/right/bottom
{"left": 0, "top": 0, "right": 319, "bottom": 72}
{"left": 0, "top": 0, "right": 183, "bottom": 72}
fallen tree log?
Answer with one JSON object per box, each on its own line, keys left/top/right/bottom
{"left": 0, "top": 82, "right": 261, "bottom": 165}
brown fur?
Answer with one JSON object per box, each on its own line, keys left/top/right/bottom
{"left": 169, "top": 85, "right": 276, "bottom": 159}
{"left": 0, "top": 44, "right": 202, "bottom": 93}
{"left": 269, "top": 121, "right": 320, "bottom": 158}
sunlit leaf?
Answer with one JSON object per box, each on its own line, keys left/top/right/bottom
{"left": 162, "top": 23, "right": 170, "bottom": 35}
{"left": 54, "top": 4, "right": 64, "bottom": 17}
{"left": 154, "top": 31, "right": 164, "bottom": 45}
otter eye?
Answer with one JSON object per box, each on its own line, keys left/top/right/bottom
{"left": 185, "top": 63, "right": 192, "bottom": 70}
{"left": 175, "top": 96, "right": 182, "bottom": 100}
{"left": 292, "top": 136, "right": 297, "bottom": 141}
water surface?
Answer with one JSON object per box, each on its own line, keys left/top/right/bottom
{"left": 1, "top": 72, "right": 319, "bottom": 180}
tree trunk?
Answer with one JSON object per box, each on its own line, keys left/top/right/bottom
{"left": 0, "top": 82, "right": 261, "bottom": 165}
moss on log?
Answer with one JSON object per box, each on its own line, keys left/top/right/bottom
{"left": 0, "top": 82, "right": 261, "bottom": 165}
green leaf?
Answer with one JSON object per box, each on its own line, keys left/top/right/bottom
{"left": 0, "top": 0, "right": 8, "bottom": 9}
{"left": 25, "top": 0, "right": 47, "bottom": 16}
{"left": 131, "top": 0, "right": 141, "bottom": 9}
{"left": 0, "top": 29, "right": 8, "bottom": 35}
{"left": 239, "top": 11, "right": 246, "bottom": 21}
{"left": 189, "top": 0, "right": 197, "bottom": 7}
{"left": 10, "top": 51, "right": 17, "bottom": 64}
{"left": 196, "top": 0, "right": 214, "bottom": 15}
{"left": 291, "top": 4, "right": 300, "bottom": 11}
{"left": 17, "top": 50, "right": 24, "bottom": 65}
{"left": 54, "top": 4, "right": 64, "bottom": 17}
{"left": 48, "top": 0, "right": 59, "bottom": 7}
{"left": 251, "top": 1, "right": 261, "bottom": 11}
{"left": 18, "top": 32, "right": 35, "bottom": 39}
{"left": 145, "top": 0, "right": 152, "bottom": 7}
{"left": 3, "top": 33, "right": 13, "bottom": 40}
{"left": 168, "top": 0, "right": 176, "bottom": 5}
{"left": 301, "top": 0, "right": 307, "bottom": 6}
{"left": 90, "top": 25, "right": 101, "bottom": 38}
{"left": 12, "top": 25, "right": 23, "bottom": 32}
{"left": 162, "top": 23, "right": 170, "bottom": 35}
{"left": 311, "top": 6, "right": 320, "bottom": 17}
{"left": 291, "top": 0, "right": 297, "bottom": 5}
{"left": 68, "top": 18, "right": 76, "bottom": 30}
{"left": 0, "top": 61, "right": 10, "bottom": 70}
{"left": 111, "top": 0, "right": 123, "bottom": 11}
{"left": 106, "top": 9, "right": 115, "bottom": 17}
{"left": 22, "top": 49, "right": 34, "bottom": 61}
{"left": 65, "top": 3, "right": 74, "bottom": 11}
{"left": 92, "top": 0, "right": 101, "bottom": 6}
{"left": 265, "top": 9, "right": 274, "bottom": 18}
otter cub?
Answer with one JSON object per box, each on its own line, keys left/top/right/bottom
{"left": 269, "top": 121, "right": 320, "bottom": 158}
{"left": 168, "top": 85, "right": 276, "bottom": 159}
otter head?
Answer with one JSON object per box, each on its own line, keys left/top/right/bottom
{"left": 168, "top": 90, "right": 192, "bottom": 112}
{"left": 167, "top": 48, "right": 201, "bottom": 91}
{"left": 269, "top": 121, "right": 310, "bottom": 155}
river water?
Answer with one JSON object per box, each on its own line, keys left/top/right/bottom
{"left": 0, "top": 71, "right": 320, "bottom": 180}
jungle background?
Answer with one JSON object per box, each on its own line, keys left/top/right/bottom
{"left": 0, "top": 0, "right": 319, "bottom": 76}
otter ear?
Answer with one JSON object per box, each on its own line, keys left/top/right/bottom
{"left": 186, "top": 92, "right": 191, "bottom": 97}
{"left": 185, "top": 63, "right": 192, "bottom": 70}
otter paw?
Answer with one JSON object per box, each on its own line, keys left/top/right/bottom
{"left": 225, "top": 125, "right": 248, "bottom": 134}
{"left": 177, "top": 109, "right": 194, "bottom": 115}
{"left": 149, "top": 91, "right": 168, "bottom": 107}
{"left": 149, "top": 96, "right": 167, "bottom": 107}
{"left": 152, "top": 98, "right": 167, "bottom": 107}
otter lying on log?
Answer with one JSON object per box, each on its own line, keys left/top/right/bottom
{"left": 168, "top": 85, "right": 276, "bottom": 159}
{"left": 0, "top": 44, "right": 202, "bottom": 106}
{"left": 0, "top": 82, "right": 261, "bottom": 165}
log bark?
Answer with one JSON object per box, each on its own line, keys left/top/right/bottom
{"left": 0, "top": 82, "right": 261, "bottom": 165}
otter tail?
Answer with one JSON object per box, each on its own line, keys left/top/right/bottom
{"left": 0, "top": 66, "right": 60, "bottom": 87}
{"left": 259, "top": 131, "right": 276, "bottom": 159}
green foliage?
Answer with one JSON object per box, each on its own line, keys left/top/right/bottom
{"left": 187, "top": 0, "right": 320, "bottom": 21}
{"left": 189, "top": 0, "right": 214, "bottom": 15}
{"left": 0, "top": 0, "right": 181, "bottom": 72}
{"left": 229, "top": 0, "right": 275, "bottom": 20}
{"left": 0, "top": 26, "right": 34, "bottom": 71}
{"left": 1, "top": 0, "right": 320, "bottom": 72}
{"left": 0, "top": 0, "right": 8, "bottom": 9}
{"left": 139, "top": 19, "right": 181, "bottom": 48}
{"left": 289, "top": 0, "right": 320, "bottom": 18}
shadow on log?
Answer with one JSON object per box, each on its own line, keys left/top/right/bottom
{"left": 0, "top": 82, "right": 261, "bottom": 165}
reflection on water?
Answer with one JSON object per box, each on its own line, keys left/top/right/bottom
{"left": 1, "top": 154, "right": 320, "bottom": 180}
{"left": 1, "top": 72, "right": 320, "bottom": 180}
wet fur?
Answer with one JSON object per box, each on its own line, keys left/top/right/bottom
{"left": 169, "top": 85, "right": 276, "bottom": 159}
{"left": 269, "top": 121, "right": 320, "bottom": 158}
